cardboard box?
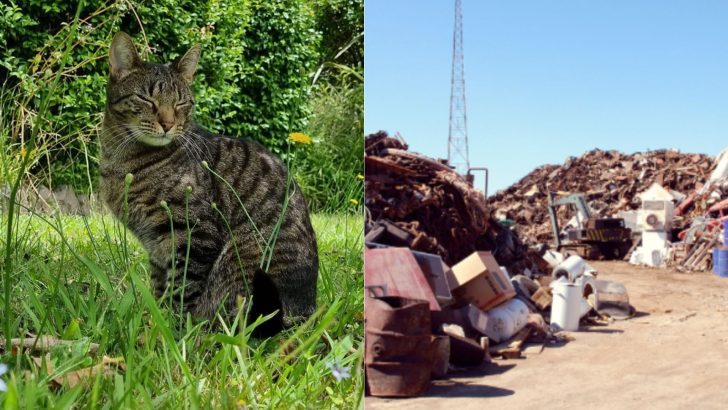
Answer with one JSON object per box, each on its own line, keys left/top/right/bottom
{"left": 411, "top": 250, "right": 454, "bottom": 307}
{"left": 530, "top": 286, "right": 552, "bottom": 310}
{"left": 449, "top": 251, "right": 516, "bottom": 311}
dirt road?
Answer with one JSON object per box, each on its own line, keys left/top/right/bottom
{"left": 366, "top": 261, "right": 728, "bottom": 410}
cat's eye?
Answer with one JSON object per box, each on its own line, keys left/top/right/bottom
{"left": 134, "top": 94, "right": 156, "bottom": 108}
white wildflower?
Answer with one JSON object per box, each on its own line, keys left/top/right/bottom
{"left": 325, "top": 361, "right": 351, "bottom": 382}
{"left": 0, "top": 363, "right": 8, "bottom": 392}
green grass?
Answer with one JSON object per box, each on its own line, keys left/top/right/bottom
{"left": 0, "top": 211, "right": 363, "bottom": 408}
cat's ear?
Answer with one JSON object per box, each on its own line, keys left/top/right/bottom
{"left": 175, "top": 44, "right": 201, "bottom": 85}
{"left": 109, "top": 32, "right": 141, "bottom": 81}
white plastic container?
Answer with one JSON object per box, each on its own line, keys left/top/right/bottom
{"left": 484, "top": 298, "right": 529, "bottom": 343}
{"left": 550, "top": 281, "right": 582, "bottom": 331}
{"left": 553, "top": 255, "right": 595, "bottom": 281}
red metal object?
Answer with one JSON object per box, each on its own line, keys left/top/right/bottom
{"left": 365, "top": 361, "right": 432, "bottom": 397}
{"left": 709, "top": 198, "right": 728, "bottom": 214}
{"left": 366, "top": 330, "right": 432, "bottom": 362}
{"left": 364, "top": 295, "right": 433, "bottom": 397}
{"left": 674, "top": 192, "right": 697, "bottom": 217}
{"left": 365, "top": 248, "right": 441, "bottom": 311}
{"left": 678, "top": 215, "right": 728, "bottom": 241}
{"left": 365, "top": 296, "right": 430, "bottom": 335}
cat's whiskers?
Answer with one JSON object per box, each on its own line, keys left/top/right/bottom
{"left": 177, "top": 131, "right": 204, "bottom": 164}
{"left": 176, "top": 133, "right": 198, "bottom": 164}
{"left": 105, "top": 127, "right": 145, "bottom": 159}
{"left": 180, "top": 129, "right": 211, "bottom": 163}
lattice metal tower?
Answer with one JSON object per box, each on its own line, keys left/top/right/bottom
{"left": 447, "top": 0, "right": 469, "bottom": 174}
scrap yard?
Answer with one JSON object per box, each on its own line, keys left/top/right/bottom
{"left": 363, "top": 131, "right": 728, "bottom": 407}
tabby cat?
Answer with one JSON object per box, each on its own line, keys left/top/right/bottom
{"left": 99, "top": 32, "right": 318, "bottom": 335}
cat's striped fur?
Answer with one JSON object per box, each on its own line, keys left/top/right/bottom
{"left": 99, "top": 32, "right": 318, "bottom": 334}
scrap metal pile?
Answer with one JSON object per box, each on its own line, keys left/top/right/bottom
{"left": 488, "top": 149, "right": 716, "bottom": 244}
{"left": 365, "top": 131, "right": 545, "bottom": 276}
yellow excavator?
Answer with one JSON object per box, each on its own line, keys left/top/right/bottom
{"left": 547, "top": 191, "right": 633, "bottom": 260}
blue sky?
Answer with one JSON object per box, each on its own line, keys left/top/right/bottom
{"left": 365, "top": 0, "right": 728, "bottom": 193}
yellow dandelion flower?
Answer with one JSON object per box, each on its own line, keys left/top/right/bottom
{"left": 356, "top": 173, "right": 364, "bottom": 180}
{"left": 349, "top": 199, "right": 359, "bottom": 206}
{"left": 288, "top": 132, "right": 312, "bottom": 145}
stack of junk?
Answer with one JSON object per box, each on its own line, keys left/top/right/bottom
{"left": 364, "top": 132, "right": 635, "bottom": 397}
{"left": 486, "top": 144, "right": 728, "bottom": 273}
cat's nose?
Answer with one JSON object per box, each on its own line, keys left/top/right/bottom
{"left": 160, "top": 121, "right": 174, "bottom": 132}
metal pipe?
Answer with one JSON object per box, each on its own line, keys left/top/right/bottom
{"left": 467, "top": 167, "right": 489, "bottom": 198}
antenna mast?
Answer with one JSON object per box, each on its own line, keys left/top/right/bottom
{"left": 447, "top": 0, "right": 469, "bottom": 174}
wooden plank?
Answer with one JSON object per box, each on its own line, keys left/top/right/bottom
{"left": 489, "top": 326, "right": 531, "bottom": 359}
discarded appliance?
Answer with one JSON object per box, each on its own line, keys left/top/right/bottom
{"left": 411, "top": 250, "right": 454, "bottom": 307}
{"left": 449, "top": 251, "right": 516, "bottom": 311}
{"left": 432, "top": 304, "right": 489, "bottom": 339}
{"left": 550, "top": 278, "right": 582, "bottom": 331}
{"left": 483, "top": 298, "right": 529, "bottom": 343}
{"left": 630, "top": 183, "right": 675, "bottom": 267}
{"left": 365, "top": 247, "right": 441, "bottom": 311}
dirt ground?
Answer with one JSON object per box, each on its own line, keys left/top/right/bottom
{"left": 366, "top": 261, "right": 728, "bottom": 410}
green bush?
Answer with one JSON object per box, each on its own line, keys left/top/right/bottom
{"left": 309, "top": 0, "right": 363, "bottom": 69}
{"left": 295, "top": 0, "right": 363, "bottom": 213}
{"left": 296, "top": 68, "right": 363, "bottom": 213}
{"left": 0, "top": 0, "right": 320, "bottom": 189}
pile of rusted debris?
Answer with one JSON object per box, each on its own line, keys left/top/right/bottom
{"left": 365, "top": 131, "right": 544, "bottom": 277}
{"left": 488, "top": 149, "right": 715, "bottom": 244}
{"left": 364, "top": 237, "right": 630, "bottom": 397}
{"left": 364, "top": 132, "right": 633, "bottom": 397}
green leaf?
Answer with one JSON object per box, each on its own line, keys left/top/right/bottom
{"left": 62, "top": 318, "right": 81, "bottom": 340}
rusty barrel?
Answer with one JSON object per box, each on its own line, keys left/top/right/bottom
{"left": 366, "top": 329, "right": 431, "bottom": 362}
{"left": 365, "top": 295, "right": 433, "bottom": 397}
{"left": 365, "top": 296, "right": 431, "bottom": 334}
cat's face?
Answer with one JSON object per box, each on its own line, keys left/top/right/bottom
{"left": 105, "top": 32, "right": 200, "bottom": 147}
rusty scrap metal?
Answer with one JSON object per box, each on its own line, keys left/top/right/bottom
{"left": 365, "top": 131, "right": 544, "bottom": 276}
{"left": 365, "top": 295, "right": 433, "bottom": 397}
{"left": 488, "top": 149, "right": 716, "bottom": 244}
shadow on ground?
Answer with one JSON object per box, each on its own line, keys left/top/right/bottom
{"left": 409, "top": 363, "right": 517, "bottom": 398}
{"left": 426, "top": 381, "right": 514, "bottom": 398}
